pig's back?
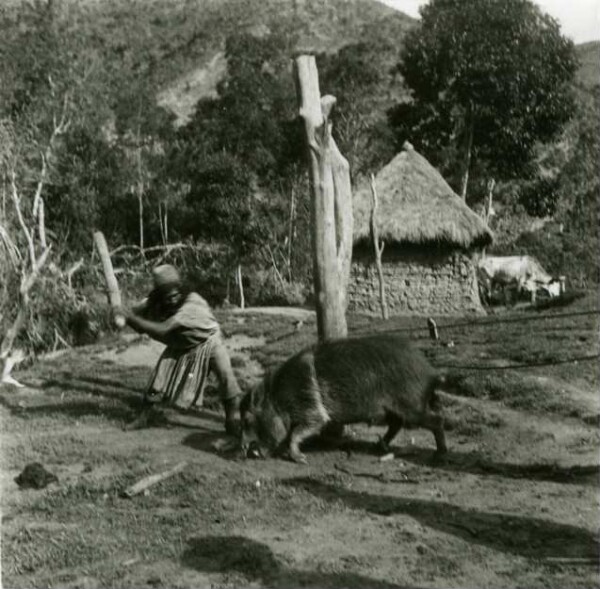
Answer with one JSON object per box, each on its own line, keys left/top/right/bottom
{"left": 313, "top": 335, "right": 437, "bottom": 422}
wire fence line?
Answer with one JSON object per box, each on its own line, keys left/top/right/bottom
{"left": 347, "top": 308, "right": 599, "bottom": 372}
{"left": 435, "top": 353, "right": 600, "bottom": 372}
{"left": 349, "top": 309, "right": 600, "bottom": 336}
{"left": 266, "top": 307, "right": 599, "bottom": 373}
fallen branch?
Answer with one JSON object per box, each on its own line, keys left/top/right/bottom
{"left": 38, "top": 348, "right": 70, "bottom": 362}
{"left": 543, "top": 557, "right": 598, "bottom": 566}
{"left": 109, "top": 242, "right": 189, "bottom": 257}
{"left": 121, "top": 462, "right": 188, "bottom": 498}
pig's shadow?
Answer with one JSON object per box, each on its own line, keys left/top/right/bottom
{"left": 183, "top": 429, "right": 401, "bottom": 463}
{"left": 181, "top": 430, "right": 244, "bottom": 461}
{"left": 182, "top": 535, "right": 421, "bottom": 589}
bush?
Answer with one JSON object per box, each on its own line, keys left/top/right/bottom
{"left": 26, "top": 274, "right": 115, "bottom": 352}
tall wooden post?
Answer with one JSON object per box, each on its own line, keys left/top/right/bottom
{"left": 294, "top": 54, "right": 353, "bottom": 342}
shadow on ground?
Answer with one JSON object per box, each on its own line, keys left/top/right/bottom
{"left": 182, "top": 535, "right": 422, "bottom": 589}
{"left": 5, "top": 400, "right": 136, "bottom": 423}
{"left": 284, "top": 477, "right": 599, "bottom": 560}
{"left": 397, "top": 446, "right": 600, "bottom": 485}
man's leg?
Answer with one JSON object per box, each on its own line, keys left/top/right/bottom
{"left": 209, "top": 338, "right": 243, "bottom": 436}
{"left": 123, "top": 394, "right": 167, "bottom": 430}
{"left": 124, "top": 352, "right": 173, "bottom": 431}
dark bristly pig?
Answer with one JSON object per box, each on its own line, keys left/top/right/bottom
{"left": 240, "top": 334, "right": 448, "bottom": 464}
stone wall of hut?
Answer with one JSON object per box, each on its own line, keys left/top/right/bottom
{"left": 348, "top": 246, "right": 484, "bottom": 316}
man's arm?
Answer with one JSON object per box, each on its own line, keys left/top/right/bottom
{"left": 119, "top": 308, "right": 178, "bottom": 344}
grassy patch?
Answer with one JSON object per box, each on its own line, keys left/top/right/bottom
{"left": 441, "top": 395, "right": 507, "bottom": 435}
{"left": 444, "top": 371, "right": 596, "bottom": 420}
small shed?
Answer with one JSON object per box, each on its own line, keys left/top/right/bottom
{"left": 349, "top": 143, "right": 493, "bottom": 316}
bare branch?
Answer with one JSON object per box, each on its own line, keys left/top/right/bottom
{"left": 66, "top": 257, "right": 84, "bottom": 290}
{"left": 56, "top": 92, "right": 71, "bottom": 135}
{"left": 20, "top": 245, "right": 52, "bottom": 296}
{"left": 10, "top": 171, "right": 36, "bottom": 268}
{"left": 38, "top": 198, "right": 47, "bottom": 249}
{"left": 53, "top": 328, "right": 71, "bottom": 350}
{"left": 265, "top": 243, "right": 286, "bottom": 290}
{"left": 0, "top": 222, "right": 22, "bottom": 268}
{"left": 370, "top": 174, "right": 388, "bottom": 320}
{"left": 1, "top": 246, "right": 52, "bottom": 363}
{"left": 32, "top": 153, "right": 48, "bottom": 218}
{"left": 32, "top": 92, "right": 70, "bottom": 222}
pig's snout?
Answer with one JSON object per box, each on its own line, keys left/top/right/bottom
{"left": 243, "top": 440, "right": 264, "bottom": 460}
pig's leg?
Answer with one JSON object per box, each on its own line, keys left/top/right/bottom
{"left": 421, "top": 412, "right": 448, "bottom": 457}
{"left": 322, "top": 421, "right": 345, "bottom": 440}
{"left": 288, "top": 417, "right": 328, "bottom": 464}
{"left": 378, "top": 411, "right": 403, "bottom": 453}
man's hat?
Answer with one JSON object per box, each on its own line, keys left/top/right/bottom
{"left": 152, "top": 264, "right": 181, "bottom": 289}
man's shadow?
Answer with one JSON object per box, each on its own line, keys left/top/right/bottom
{"left": 182, "top": 535, "right": 423, "bottom": 589}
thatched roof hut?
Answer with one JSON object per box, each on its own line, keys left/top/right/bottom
{"left": 353, "top": 142, "right": 492, "bottom": 249}
{"left": 348, "top": 142, "right": 492, "bottom": 316}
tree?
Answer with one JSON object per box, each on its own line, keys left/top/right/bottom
{"left": 166, "top": 29, "right": 309, "bottom": 297}
{"left": 317, "top": 40, "right": 398, "bottom": 181}
{"left": 391, "top": 0, "right": 578, "bottom": 200}
{"left": 179, "top": 151, "right": 269, "bottom": 307}
{"left": 556, "top": 88, "right": 600, "bottom": 237}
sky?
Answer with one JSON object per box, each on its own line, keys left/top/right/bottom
{"left": 377, "top": 0, "right": 600, "bottom": 44}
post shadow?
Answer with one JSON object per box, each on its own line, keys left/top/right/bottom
{"left": 396, "top": 446, "right": 599, "bottom": 485}
{"left": 283, "top": 477, "right": 599, "bottom": 560}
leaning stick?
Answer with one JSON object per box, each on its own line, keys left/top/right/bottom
{"left": 121, "top": 462, "right": 188, "bottom": 498}
{"left": 93, "top": 231, "right": 125, "bottom": 328}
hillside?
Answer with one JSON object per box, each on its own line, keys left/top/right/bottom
{"left": 153, "top": 0, "right": 415, "bottom": 124}
{"left": 575, "top": 40, "right": 600, "bottom": 89}
{"left": 39, "top": 0, "right": 415, "bottom": 125}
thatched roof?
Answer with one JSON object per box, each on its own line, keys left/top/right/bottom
{"left": 353, "top": 143, "right": 493, "bottom": 249}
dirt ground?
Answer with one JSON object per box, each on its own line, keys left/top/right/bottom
{"left": 1, "top": 304, "right": 599, "bottom": 588}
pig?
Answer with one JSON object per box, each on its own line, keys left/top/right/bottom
{"left": 240, "top": 334, "right": 447, "bottom": 464}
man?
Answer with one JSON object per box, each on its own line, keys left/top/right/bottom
{"left": 118, "top": 264, "right": 242, "bottom": 435}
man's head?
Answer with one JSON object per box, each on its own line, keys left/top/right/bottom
{"left": 152, "top": 264, "right": 184, "bottom": 313}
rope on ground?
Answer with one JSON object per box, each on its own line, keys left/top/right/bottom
{"left": 436, "top": 353, "right": 600, "bottom": 372}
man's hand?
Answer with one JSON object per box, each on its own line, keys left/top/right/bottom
{"left": 112, "top": 306, "right": 129, "bottom": 329}
{"left": 118, "top": 308, "right": 176, "bottom": 343}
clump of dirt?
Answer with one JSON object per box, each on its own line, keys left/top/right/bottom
{"left": 14, "top": 463, "right": 58, "bottom": 489}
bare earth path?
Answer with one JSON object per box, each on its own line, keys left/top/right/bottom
{"left": 1, "top": 308, "right": 599, "bottom": 588}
